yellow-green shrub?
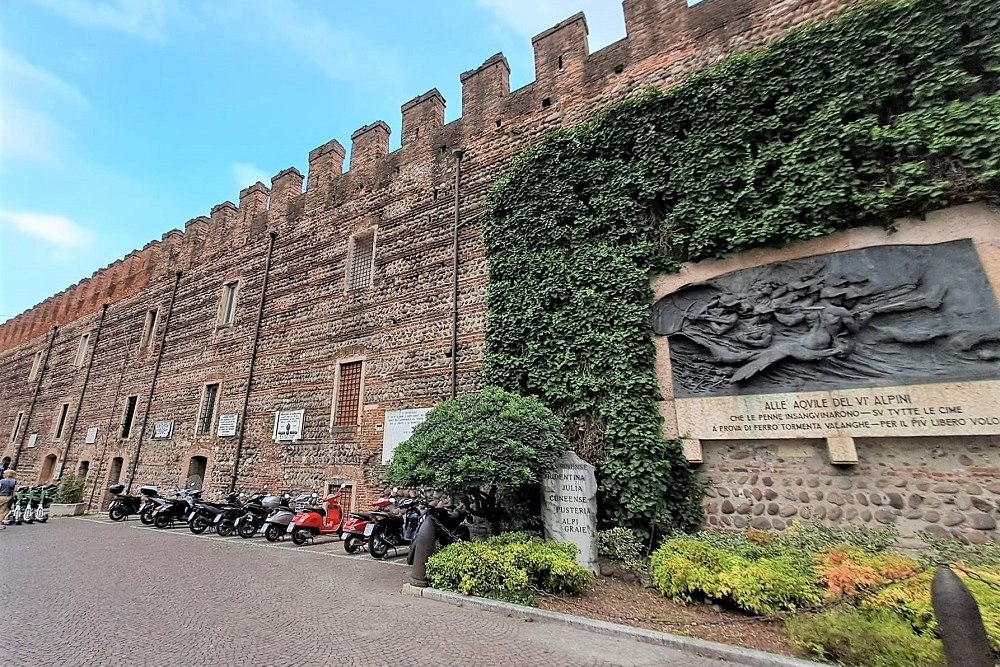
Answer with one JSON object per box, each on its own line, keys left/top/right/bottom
{"left": 426, "top": 533, "right": 593, "bottom": 606}
{"left": 788, "top": 609, "right": 945, "bottom": 667}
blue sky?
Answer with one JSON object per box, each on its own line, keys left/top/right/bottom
{"left": 0, "top": 0, "right": 627, "bottom": 322}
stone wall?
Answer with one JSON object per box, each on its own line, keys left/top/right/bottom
{"left": 1, "top": 0, "right": 854, "bottom": 508}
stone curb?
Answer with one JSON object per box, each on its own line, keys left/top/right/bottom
{"left": 402, "top": 584, "right": 824, "bottom": 667}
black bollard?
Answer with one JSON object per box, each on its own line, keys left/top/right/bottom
{"left": 931, "top": 565, "right": 995, "bottom": 667}
{"left": 409, "top": 516, "right": 438, "bottom": 587}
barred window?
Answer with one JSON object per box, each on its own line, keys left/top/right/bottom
{"left": 198, "top": 383, "right": 220, "bottom": 435}
{"left": 347, "top": 231, "right": 374, "bottom": 291}
{"left": 334, "top": 361, "right": 363, "bottom": 426}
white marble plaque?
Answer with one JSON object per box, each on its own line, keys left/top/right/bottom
{"left": 273, "top": 409, "right": 304, "bottom": 442}
{"left": 381, "top": 408, "right": 433, "bottom": 463}
{"left": 217, "top": 414, "right": 238, "bottom": 437}
{"left": 152, "top": 420, "right": 174, "bottom": 439}
{"left": 675, "top": 380, "right": 1000, "bottom": 440}
{"left": 85, "top": 427, "right": 98, "bottom": 444}
{"left": 27, "top": 433, "right": 37, "bottom": 448}
{"left": 541, "top": 451, "right": 598, "bottom": 574}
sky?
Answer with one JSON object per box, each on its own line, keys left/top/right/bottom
{"left": 0, "top": 0, "right": 627, "bottom": 323}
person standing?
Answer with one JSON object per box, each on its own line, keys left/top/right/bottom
{"left": 0, "top": 469, "right": 16, "bottom": 528}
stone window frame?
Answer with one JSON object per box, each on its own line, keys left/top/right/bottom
{"left": 139, "top": 307, "right": 159, "bottom": 353}
{"left": 10, "top": 410, "right": 24, "bottom": 443}
{"left": 216, "top": 279, "right": 240, "bottom": 328}
{"left": 324, "top": 479, "right": 356, "bottom": 512}
{"left": 74, "top": 333, "right": 90, "bottom": 367}
{"left": 120, "top": 395, "right": 139, "bottom": 440}
{"left": 53, "top": 402, "right": 71, "bottom": 441}
{"left": 196, "top": 381, "right": 222, "bottom": 437}
{"left": 28, "top": 350, "right": 43, "bottom": 381}
{"left": 330, "top": 356, "right": 366, "bottom": 430}
{"left": 344, "top": 227, "right": 378, "bottom": 293}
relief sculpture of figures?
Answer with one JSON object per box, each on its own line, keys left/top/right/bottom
{"left": 652, "top": 240, "right": 1000, "bottom": 398}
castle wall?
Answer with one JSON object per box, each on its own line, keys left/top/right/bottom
{"left": 1, "top": 0, "right": 853, "bottom": 508}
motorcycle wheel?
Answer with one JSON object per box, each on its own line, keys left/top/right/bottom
{"left": 237, "top": 520, "right": 258, "bottom": 539}
{"left": 39, "top": 517, "right": 48, "bottom": 524}
{"left": 264, "top": 524, "right": 283, "bottom": 542}
{"left": 109, "top": 506, "right": 127, "bottom": 522}
{"left": 344, "top": 534, "right": 364, "bottom": 554}
{"left": 189, "top": 515, "right": 209, "bottom": 534}
{"left": 369, "top": 531, "right": 390, "bottom": 559}
{"left": 153, "top": 513, "right": 171, "bottom": 529}
{"left": 140, "top": 508, "right": 155, "bottom": 525}
{"left": 216, "top": 520, "right": 235, "bottom": 537}
{"left": 291, "top": 527, "right": 310, "bottom": 546}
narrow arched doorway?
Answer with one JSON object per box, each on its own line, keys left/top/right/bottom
{"left": 78, "top": 460, "right": 90, "bottom": 478}
{"left": 186, "top": 456, "right": 207, "bottom": 490}
{"left": 39, "top": 454, "right": 57, "bottom": 483}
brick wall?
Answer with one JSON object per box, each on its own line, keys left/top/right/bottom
{"left": 0, "top": 0, "right": 853, "bottom": 510}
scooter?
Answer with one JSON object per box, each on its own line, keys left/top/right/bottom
{"left": 152, "top": 488, "right": 201, "bottom": 528}
{"left": 31, "top": 483, "right": 58, "bottom": 523}
{"left": 108, "top": 484, "right": 142, "bottom": 521}
{"left": 340, "top": 495, "right": 392, "bottom": 553}
{"left": 214, "top": 491, "right": 264, "bottom": 537}
{"left": 189, "top": 491, "right": 239, "bottom": 534}
{"left": 137, "top": 485, "right": 161, "bottom": 525}
{"left": 4, "top": 486, "right": 29, "bottom": 525}
{"left": 235, "top": 490, "right": 280, "bottom": 539}
{"left": 289, "top": 485, "right": 346, "bottom": 546}
{"left": 261, "top": 492, "right": 311, "bottom": 542}
{"left": 22, "top": 486, "right": 40, "bottom": 524}
{"left": 367, "top": 494, "right": 422, "bottom": 559}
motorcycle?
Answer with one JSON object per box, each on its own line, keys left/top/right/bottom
{"left": 260, "top": 492, "right": 311, "bottom": 542}
{"left": 108, "top": 484, "right": 145, "bottom": 521}
{"left": 189, "top": 491, "right": 239, "bottom": 535}
{"left": 289, "top": 485, "right": 346, "bottom": 546}
{"left": 214, "top": 491, "right": 264, "bottom": 537}
{"left": 367, "top": 494, "right": 422, "bottom": 559}
{"left": 137, "top": 485, "right": 161, "bottom": 525}
{"left": 152, "top": 488, "right": 200, "bottom": 528}
{"left": 235, "top": 491, "right": 280, "bottom": 539}
{"left": 340, "top": 495, "right": 392, "bottom": 553}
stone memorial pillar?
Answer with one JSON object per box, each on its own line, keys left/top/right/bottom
{"left": 541, "top": 451, "right": 599, "bottom": 574}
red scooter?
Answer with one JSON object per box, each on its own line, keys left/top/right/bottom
{"left": 340, "top": 495, "right": 392, "bottom": 553}
{"left": 289, "top": 487, "right": 346, "bottom": 545}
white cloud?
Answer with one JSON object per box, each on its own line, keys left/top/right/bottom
{"left": 0, "top": 209, "right": 94, "bottom": 248}
{"left": 477, "top": 0, "right": 626, "bottom": 51}
{"left": 233, "top": 162, "right": 270, "bottom": 190}
{"left": 0, "top": 47, "right": 88, "bottom": 166}
{"left": 25, "top": 0, "right": 174, "bottom": 41}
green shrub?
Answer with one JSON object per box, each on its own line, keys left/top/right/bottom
{"left": 55, "top": 474, "right": 85, "bottom": 504}
{"left": 426, "top": 533, "right": 593, "bottom": 606}
{"left": 788, "top": 608, "right": 945, "bottom": 667}
{"left": 649, "top": 537, "right": 824, "bottom": 614}
{"left": 597, "top": 527, "right": 647, "bottom": 571}
{"left": 919, "top": 536, "right": 1000, "bottom": 569}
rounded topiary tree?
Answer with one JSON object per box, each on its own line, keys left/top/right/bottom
{"left": 386, "top": 387, "right": 568, "bottom": 533}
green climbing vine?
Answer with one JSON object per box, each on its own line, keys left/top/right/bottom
{"left": 482, "top": 0, "right": 1000, "bottom": 539}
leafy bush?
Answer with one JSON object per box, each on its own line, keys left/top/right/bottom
{"left": 865, "top": 567, "right": 1000, "bottom": 653}
{"left": 597, "top": 527, "right": 647, "bottom": 571}
{"left": 649, "top": 537, "right": 824, "bottom": 614}
{"left": 55, "top": 474, "right": 85, "bottom": 504}
{"left": 788, "top": 608, "right": 945, "bottom": 667}
{"left": 426, "top": 533, "right": 593, "bottom": 606}
{"left": 817, "top": 547, "right": 919, "bottom": 599}
{"left": 386, "top": 388, "right": 568, "bottom": 533}
{"left": 919, "top": 536, "right": 1000, "bottom": 569}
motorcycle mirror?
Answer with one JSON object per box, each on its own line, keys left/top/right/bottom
{"left": 339, "top": 483, "right": 347, "bottom": 489}
{"left": 263, "top": 484, "right": 268, "bottom": 490}
{"left": 391, "top": 487, "right": 398, "bottom": 494}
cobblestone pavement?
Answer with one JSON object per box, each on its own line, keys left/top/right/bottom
{"left": 0, "top": 517, "right": 735, "bottom": 667}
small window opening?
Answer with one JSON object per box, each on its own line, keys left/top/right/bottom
{"left": 495, "top": 119, "right": 502, "bottom": 128}
{"left": 219, "top": 282, "right": 238, "bottom": 326}
{"left": 121, "top": 396, "right": 138, "bottom": 439}
{"left": 557, "top": 55, "right": 564, "bottom": 70}
{"left": 29, "top": 351, "right": 43, "bottom": 381}
{"left": 614, "top": 64, "right": 624, "bottom": 74}
{"left": 542, "top": 97, "right": 552, "bottom": 108}
{"left": 74, "top": 334, "right": 90, "bottom": 367}
{"left": 140, "top": 309, "right": 158, "bottom": 351}
{"left": 10, "top": 411, "right": 24, "bottom": 443}
{"left": 54, "top": 403, "right": 70, "bottom": 440}
{"left": 198, "top": 383, "right": 220, "bottom": 436}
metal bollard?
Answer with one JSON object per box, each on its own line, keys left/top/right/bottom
{"left": 931, "top": 565, "right": 995, "bottom": 667}
{"left": 409, "top": 516, "right": 438, "bottom": 587}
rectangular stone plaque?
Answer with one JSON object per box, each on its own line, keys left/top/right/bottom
{"left": 381, "top": 408, "right": 432, "bottom": 463}
{"left": 85, "top": 427, "right": 98, "bottom": 444}
{"left": 273, "top": 409, "right": 304, "bottom": 442}
{"left": 27, "top": 433, "right": 37, "bottom": 448}
{"left": 541, "top": 452, "right": 598, "bottom": 573}
{"left": 217, "top": 414, "right": 238, "bottom": 437}
{"left": 676, "top": 380, "right": 1000, "bottom": 440}
{"left": 152, "top": 420, "right": 174, "bottom": 439}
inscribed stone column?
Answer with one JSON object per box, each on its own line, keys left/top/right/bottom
{"left": 541, "top": 451, "right": 598, "bottom": 573}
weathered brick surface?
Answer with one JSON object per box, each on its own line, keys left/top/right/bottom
{"left": 0, "top": 0, "right": 852, "bottom": 508}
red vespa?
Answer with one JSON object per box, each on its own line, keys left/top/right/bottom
{"left": 289, "top": 485, "right": 346, "bottom": 545}
{"left": 340, "top": 495, "right": 392, "bottom": 553}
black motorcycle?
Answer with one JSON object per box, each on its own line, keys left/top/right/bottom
{"left": 189, "top": 491, "right": 239, "bottom": 534}
{"left": 213, "top": 492, "right": 263, "bottom": 537}
{"left": 235, "top": 492, "right": 286, "bottom": 539}
{"left": 367, "top": 496, "right": 422, "bottom": 559}
{"left": 108, "top": 484, "right": 142, "bottom": 521}
{"left": 152, "top": 489, "right": 200, "bottom": 528}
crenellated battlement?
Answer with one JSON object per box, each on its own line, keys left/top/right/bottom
{"left": 0, "top": 0, "right": 850, "bottom": 353}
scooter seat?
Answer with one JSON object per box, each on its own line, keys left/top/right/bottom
{"left": 309, "top": 507, "right": 326, "bottom": 517}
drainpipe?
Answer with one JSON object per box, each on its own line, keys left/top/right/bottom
{"left": 450, "top": 148, "right": 464, "bottom": 400}
{"left": 230, "top": 230, "right": 277, "bottom": 492}
{"left": 12, "top": 326, "right": 59, "bottom": 469}
{"left": 126, "top": 270, "right": 182, "bottom": 493}
{"left": 87, "top": 345, "right": 130, "bottom": 510}
{"left": 56, "top": 303, "right": 109, "bottom": 480}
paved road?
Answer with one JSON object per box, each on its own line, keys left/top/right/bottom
{"left": 0, "top": 516, "right": 732, "bottom": 667}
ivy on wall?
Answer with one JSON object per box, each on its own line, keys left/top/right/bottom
{"left": 482, "top": 0, "right": 1000, "bottom": 538}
